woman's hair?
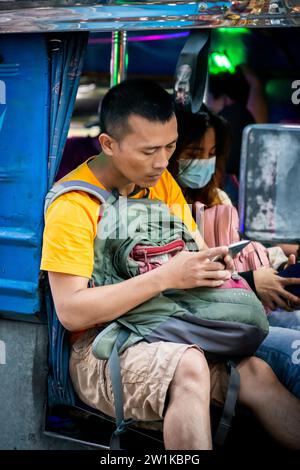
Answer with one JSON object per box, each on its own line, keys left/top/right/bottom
{"left": 169, "top": 105, "right": 230, "bottom": 207}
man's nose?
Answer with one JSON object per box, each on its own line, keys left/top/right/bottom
{"left": 152, "top": 149, "right": 169, "bottom": 170}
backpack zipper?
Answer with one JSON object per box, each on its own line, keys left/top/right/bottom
{"left": 133, "top": 239, "right": 185, "bottom": 256}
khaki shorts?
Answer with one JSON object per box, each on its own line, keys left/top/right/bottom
{"left": 69, "top": 329, "right": 228, "bottom": 423}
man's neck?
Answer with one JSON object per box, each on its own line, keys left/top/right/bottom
{"left": 88, "top": 154, "right": 136, "bottom": 196}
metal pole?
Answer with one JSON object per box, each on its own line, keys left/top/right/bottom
{"left": 110, "top": 31, "right": 128, "bottom": 87}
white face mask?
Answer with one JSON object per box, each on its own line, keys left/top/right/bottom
{"left": 177, "top": 157, "right": 216, "bottom": 189}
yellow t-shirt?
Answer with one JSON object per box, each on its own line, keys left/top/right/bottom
{"left": 41, "top": 157, "right": 197, "bottom": 278}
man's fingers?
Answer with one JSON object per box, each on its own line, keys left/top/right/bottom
{"left": 197, "top": 279, "right": 225, "bottom": 288}
{"left": 203, "top": 261, "right": 226, "bottom": 271}
{"left": 223, "top": 254, "right": 233, "bottom": 264}
{"left": 200, "top": 246, "right": 229, "bottom": 260}
{"left": 200, "top": 270, "right": 231, "bottom": 280}
{"left": 223, "top": 254, "right": 234, "bottom": 272}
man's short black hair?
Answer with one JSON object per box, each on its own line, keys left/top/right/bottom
{"left": 99, "top": 79, "right": 175, "bottom": 139}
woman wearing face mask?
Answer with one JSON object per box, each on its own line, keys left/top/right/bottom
{"left": 168, "top": 106, "right": 231, "bottom": 208}
{"left": 168, "top": 106, "right": 300, "bottom": 399}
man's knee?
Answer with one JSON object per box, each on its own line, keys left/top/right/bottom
{"left": 169, "top": 348, "right": 210, "bottom": 399}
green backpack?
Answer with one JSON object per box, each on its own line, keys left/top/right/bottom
{"left": 45, "top": 179, "right": 269, "bottom": 448}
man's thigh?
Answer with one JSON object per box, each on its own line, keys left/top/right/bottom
{"left": 69, "top": 331, "right": 229, "bottom": 422}
{"left": 69, "top": 331, "right": 204, "bottom": 421}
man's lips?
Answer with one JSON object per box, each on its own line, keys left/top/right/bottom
{"left": 147, "top": 173, "right": 162, "bottom": 178}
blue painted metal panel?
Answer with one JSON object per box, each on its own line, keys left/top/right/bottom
{"left": 0, "top": 34, "right": 49, "bottom": 315}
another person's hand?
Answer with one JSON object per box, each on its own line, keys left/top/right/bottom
{"left": 284, "top": 253, "right": 297, "bottom": 268}
{"left": 159, "top": 246, "right": 232, "bottom": 290}
{"left": 253, "top": 266, "right": 300, "bottom": 311}
{"left": 278, "top": 244, "right": 299, "bottom": 258}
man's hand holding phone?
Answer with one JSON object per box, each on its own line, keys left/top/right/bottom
{"left": 212, "top": 240, "right": 251, "bottom": 261}
{"left": 210, "top": 240, "right": 251, "bottom": 276}
{"left": 210, "top": 246, "right": 235, "bottom": 274}
{"left": 159, "top": 246, "right": 233, "bottom": 290}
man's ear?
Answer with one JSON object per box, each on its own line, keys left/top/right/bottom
{"left": 99, "top": 133, "right": 115, "bottom": 155}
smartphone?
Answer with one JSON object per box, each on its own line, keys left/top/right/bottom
{"left": 228, "top": 240, "right": 251, "bottom": 258}
{"left": 212, "top": 240, "right": 251, "bottom": 261}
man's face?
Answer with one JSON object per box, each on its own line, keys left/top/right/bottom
{"left": 108, "top": 114, "right": 178, "bottom": 187}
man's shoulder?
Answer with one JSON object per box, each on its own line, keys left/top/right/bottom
{"left": 46, "top": 161, "right": 102, "bottom": 220}
{"left": 49, "top": 158, "right": 105, "bottom": 209}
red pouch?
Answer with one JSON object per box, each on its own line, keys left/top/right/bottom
{"left": 131, "top": 239, "right": 185, "bottom": 274}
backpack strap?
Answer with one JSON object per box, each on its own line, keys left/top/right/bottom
{"left": 44, "top": 180, "right": 113, "bottom": 405}
{"left": 44, "top": 180, "right": 113, "bottom": 216}
{"left": 45, "top": 275, "right": 76, "bottom": 407}
{"left": 214, "top": 360, "right": 240, "bottom": 447}
{"left": 45, "top": 180, "right": 151, "bottom": 216}
{"left": 108, "top": 328, "right": 135, "bottom": 450}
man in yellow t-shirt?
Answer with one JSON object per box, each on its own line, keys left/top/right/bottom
{"left": 41, "top": 79, "right": 300, "bottom": 450}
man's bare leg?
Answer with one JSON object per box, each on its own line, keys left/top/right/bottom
{"left": 238, "top": 356, "right": 300, "bottom": 449}
{"left": 163, "top": 348, "right": 212, "bottom": 450}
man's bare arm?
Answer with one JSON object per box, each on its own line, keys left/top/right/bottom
{"left": 49, "top": 246, "right": 231, "bottom": 332}
{"left": 49, "top": 269, "right": 167, "bottom": 331}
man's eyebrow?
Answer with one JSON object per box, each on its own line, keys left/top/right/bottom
{"left": 141, "top": 138, "right": 178, "bottom": 150}
{"left": 166, "top": 138, "right": 178, "bottom": 146}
